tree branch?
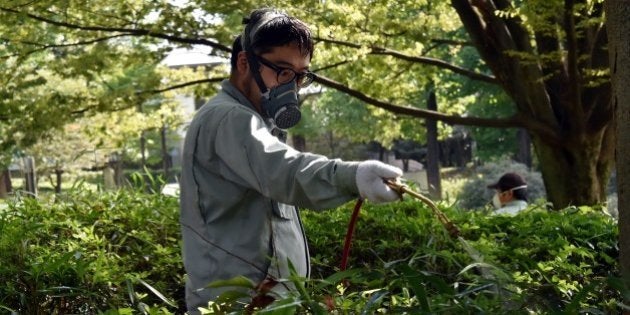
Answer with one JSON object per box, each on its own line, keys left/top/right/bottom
{"left": 314, "top": 37, "right": 497, "bottom": 84}
{"left": 0, "top": 33, "right": 135, "bottom": 59}
{"left": 317, "top": 75, "right": 517, "bottom": 127}
{"left": 2, "top": 33, "right": 131, "bottom": 48}
{"left": 315, "top": 74, "right": 492, "bottom": 126}
{"left": 452, "top": 0, "right": 500, "bottom": 71}
{"left": 70, "top": 77, "right": 226, "bottom": 115}
{"left": 493, "top": 0, "right": 531, "bottom": 52}
{"left": 564, "top": 0, "right": 585, "bottom": 129}
{"left": 0, "top": 6, "right": 232, "bottom": 53}
{"left": 312, "top": 60, "right": 351, "bottom": 72}
{"left": 70, "top": 102, "right": 141, "bottom": 116}
{"left": 314, "top": 73, "right": 561, "bottom": 145}
{"left": 424, "top": 38, "right": 472, "bottom": 53}
{"left": 430, "top": 38, "right": 473, "bottom": 46}
{"left": 143, "top": 77, "right": 225, "bottom": 94}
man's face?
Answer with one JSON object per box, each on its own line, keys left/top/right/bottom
{"left": 254, "top": 42, "right": 310, "bottom": 90}
{"left": 497, "top": 189, "right": 514, "bottom": 204}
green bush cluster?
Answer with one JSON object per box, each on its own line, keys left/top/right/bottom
{"left": 297, "top": 201, "right": 622, "bottom": 314}
{"left": 0, "top": 187, "right": 185, "bottom": 314}
{"left": 0, "top": 187, "right": 624, "bottom": 314}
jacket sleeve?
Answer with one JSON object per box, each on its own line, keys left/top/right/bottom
{"left": 212, "top": 106, "right": 359, "bottom": 210}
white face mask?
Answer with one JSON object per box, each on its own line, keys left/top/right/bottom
{"left": 492, "top": 193, "right": 502, "bottom": 209}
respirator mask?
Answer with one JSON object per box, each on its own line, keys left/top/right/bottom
{"left": 260, "top": 80, "right": 301, "bottom": 129}
{"left": 492, "top": 193, "right": 502, "bottom": 209}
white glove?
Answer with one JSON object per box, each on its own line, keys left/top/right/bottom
{"left": 356, "top": 160, "right": 403, "bottom": 203}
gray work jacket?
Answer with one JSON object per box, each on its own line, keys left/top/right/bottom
{"left": 180, "top": 80, "right": 360, "bottom": 313}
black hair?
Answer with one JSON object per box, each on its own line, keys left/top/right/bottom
{"left": 241, "top": 8, "right": 313, "bottom": 59}
{"left": 513, "top": 189, "right": 528, "bottom": 202}
{"left": 230, "top": 34, "right": 242, "bottom": 71}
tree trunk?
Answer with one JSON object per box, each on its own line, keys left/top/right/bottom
{"left": 110, "top": 153, "right": 124, "bottom": 187}
{"left": 426, "top": 90, "right": 442, "bottom": 200}
{"left": 0, "top": 168, "right": 12, "bottom": 198}
{"left": 161, "top": 125, "right": 171, "bottom": 180}
{"left": 55, "top": 169, "right": 63, "bottom": 194}
{"left": 451, "top": 0, "right": 613, "bottom": 209}
{"left": 531, "top": 126, "right": 614, "bottom": 208}
{"left": 378, "top": 144, "right": 385, "bottom": 161}
{"left": 515, "top": 128, "right": 532, "bottom": 168}
{"left": 140, "top": 130, "right": 146, "bottom": 169}
{"left": 326, "top": 131, "right": 336, "bottom": 157}
{"left": 291, "top": 134, "right": 306, "bottom": 152}
{"left": 23, "top": 156, "right": 37, "bottom": 197}
{"left": 606, "top": 0, "right": 630, "bottom": 303}
{"left": 137, "top": 104, "right": 147, "bottom": 169}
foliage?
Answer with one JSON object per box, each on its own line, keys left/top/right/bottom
{"left": 452, "top": 46, "right": 520, "bottom": 161}
{"left": 0, "top": 1, "right": 219, "bottom": 168}
{"left": 203, "top": 199, "right": 621, "bottom": 313}
{"left": 456, "top": 160, "right": 546, "bottom": 209}
{"left": 0, "top": 187, "right": 622, "bottom": 313}
{"left": 0, "top": 181, "right": 184, "bottom": 314}
{"left": 23, "top": 123, "right": 99, "bottom": 189}
{"left": 296, "top": 90, "right": 398, "bottom": 148}
{"left": 0, "top": 0, "right": 616, "bottom": 207}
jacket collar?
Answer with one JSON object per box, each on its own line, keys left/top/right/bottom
{"left": 221, "top": 80, "right": 258, "bottom": 112}
{"left": 220, "top": 80, "right": 287, "bottom": 142}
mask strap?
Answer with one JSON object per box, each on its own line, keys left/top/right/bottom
{"left": 245, "top": 51, "right": 270, "bottom": 99}
{"left": 510, "top": 185, "right": 527, "bottom": 191}
{"left": 242, "top": 12, "right": 286, "bottom": 100}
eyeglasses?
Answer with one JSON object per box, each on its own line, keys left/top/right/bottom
{"left": 255, "top": 55, "right": 315, "bottom": 88}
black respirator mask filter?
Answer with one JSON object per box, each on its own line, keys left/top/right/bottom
{"left": 261, "top": 80, "right": 301, "bottom": 129}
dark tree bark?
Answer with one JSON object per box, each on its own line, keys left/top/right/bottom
{"left": 0, "top": 168, "right": 12, "bottom": 198}
{"left": 426, "top": 90, "right": 442, "bottom": 200}
{"left": 54, "top": 168, "right": 63, "bottom": 194}
{"left": 605, "top": 0, "right": 630, "bottom": 303}
{"left": 515, "top": 128, "right": 532, "bottom": 168}
{"left": 137, "top": 104, "right": 147, "bottom": 169}
{"left": 291, "top": 134, "right": 306, "bottom": 152}
{"left": 161, "top": 125, "right": 171, "bottom": 180}
{"left": 23, "top": 157, "right": 37, "bottom": 197}
{"left": 140, "top": 131, "right": 147, "bottom": 169}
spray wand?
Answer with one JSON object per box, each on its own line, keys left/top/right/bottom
{"left": 384, "top": 179, "right": 460, "bottom": 238}
{"left": 340, "top": 179, "right": 460, "bottom": 271}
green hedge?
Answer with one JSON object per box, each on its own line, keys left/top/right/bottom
{"left": 0, "top": 188, "right": 624, "bottom": 314}
{"left": 301, "top": 201, "right": 621, "bottom": 314}
{"left": 0, "top": 188, "right": 184, "bottom": 314}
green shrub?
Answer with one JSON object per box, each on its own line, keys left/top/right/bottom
{"left": 297, "top": 199, "right": 621, "bottom": 314}
{"left": 0, "top": 186, "right": 184, "bottom": 314}
{"left": 0, "top": 186, "right": 623, "bottom": 314}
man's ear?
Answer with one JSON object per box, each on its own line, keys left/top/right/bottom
{"left": 237, "top": 51, "right": 249, "bottom": 74}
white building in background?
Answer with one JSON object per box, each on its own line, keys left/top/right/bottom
{"left": 161, "top": 45, "right": 228, "bottom": 169}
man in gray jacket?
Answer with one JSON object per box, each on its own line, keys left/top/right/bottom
{"left": 180, "top": 7, "right": 403, "bottom": 313}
